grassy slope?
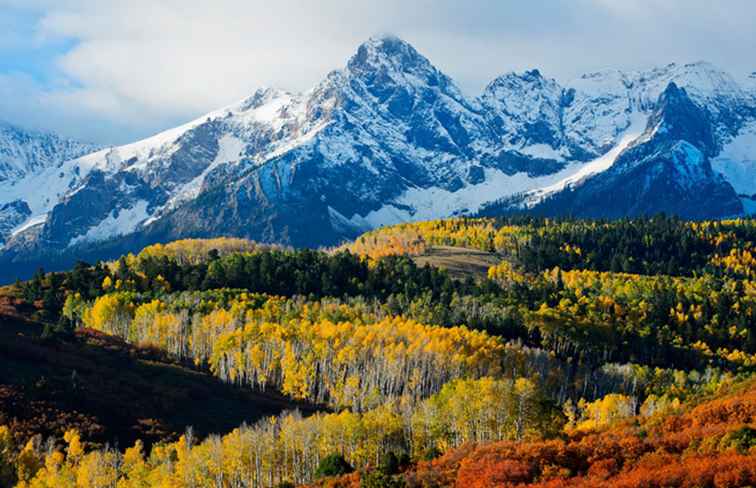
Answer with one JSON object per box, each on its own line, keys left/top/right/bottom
{"left": 411, "top": 246, "right": 501, "bottom": 280}
{"left": 0, "top": 292, "right": 317, "bottom": 449}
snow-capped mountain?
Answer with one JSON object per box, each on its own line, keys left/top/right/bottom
{"left": 0, "top": 122, "right": 96, "bottom": 183}
{"left": 479, "top": 69, "right": 573, "bottom": 160}
{"left": 0, "top": 123, "right": 97, "bottom": 243}
{"left": 499, "top": 83, "right": 743, "bottom": 219}
{"left": 1, "top": 36, "right": 755, "bottom": 281}
{"left": 564, "top": 62, "right": 753, "bottom": 153}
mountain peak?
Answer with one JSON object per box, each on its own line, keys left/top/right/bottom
{"left": 365, "top": 33, "right": 406, "bottom": 46}
{"left": 637, "top": 81, "right": 715, "bottom": 157}
{"left": 347, "top": 35, "right": 433, "bottom": 75}
{"left": 239, "top": 87, "right": 290, "bottom": 112}
{"left": 660, "top": 81, "right": 684, "bottom": 99}
{"left": 343, "top": 34, "right": 464, "bottom": 107}
{"left": 485, "top": 69, "right": 557, "bottom": 93}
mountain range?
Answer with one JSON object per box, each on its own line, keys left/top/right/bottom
{"left": 1, "top": 35, "right": 755, "bottom": 281}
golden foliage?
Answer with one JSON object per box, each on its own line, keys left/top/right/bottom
{"left": 8, "top": 377, "right": 550, "bottom": 487}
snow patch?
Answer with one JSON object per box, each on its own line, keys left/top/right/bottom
{"left": 11, "top": 213, "right": 47, "bottom": 237}
{"left": 168, "top": 134, "right": 246, "bottom": 207}
{"left": 337, "top": 166, "right": 583, "bottom": 230}
{"left": 264, "top": 120, "right": 330, "bottom": 162}
{"left": 68, "top": 200, "right": 150, "bottom": 246}
{"left": 252, "top": 96, "right": 289, "bottom": 123}
{"left": 670, "top": 142, "right": 706, "bottom": 189}
{"left": 713, "top": 121, "right": 756, "bottom": 195}
{"left": 518, "top": 144, "right": 564, "bottom": 161}
{"left": 0, "top": 158, "right": 88, "bottom": 217}
{"left": 522, "top": 112, "right": 647, "bottom": 206}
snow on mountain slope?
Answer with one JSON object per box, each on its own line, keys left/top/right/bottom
{"left": 0, "top": 122, "right": 96, "bottom": 182}
{"left": 335, "top": 165, "right": 582, "bottom": 230}
{"left": 712, "top": 119, "right": 756, "bottom": 197}
{"left": 2, "top": 36, "right": 756, "bottom": 278}
{"left": 68, "top": 200, "right": 151, "bottom": 246}
{"left": 0, "top": 201, "right": 31, "bottom": 241}
{"left": 521, "top": 112, "right": 648, "bottom": 207}
{"left": 2, "top": 154, "right": 95, "bottom": 220}
{"left": 11, "top": 213, "right": 46, "bottom": 236}
{"left": 0, "top": 123, "right": 97, "bottom": 242}
{"left": 163, "top": 134, "right": 246, "bottom": 210}
{"left": 514, "top": 82, "right": 743, "bottom": 220}
{"left": 10, "top": 86, "right": 329, "bottom": 247}
{"left": 77, "top": 87, "right": 314, "bottom": 180}
{"left": 312, "top": 34, "right": 489, "bottom": 182}
{"left": 54, "top": 35, "right": 488, "bottom": 247}
{"left": 479, "top": 69, "right": 570, "bottom": 160}
{"left": 564, "top": 62, "right": 753, "bottom": 155}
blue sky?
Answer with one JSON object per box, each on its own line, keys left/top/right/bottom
{"left": 0, "top": 9, "right": 68, "bottom": 82}
{"left": 1, "top": 0, "right": 755, "bottom": 145}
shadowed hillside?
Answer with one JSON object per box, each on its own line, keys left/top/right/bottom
{"left": 0, "top": 292, "right": 318, "bottom": 450}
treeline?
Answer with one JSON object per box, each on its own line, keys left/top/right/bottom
{"left": 14, "top": 253, "right": 485, "bottom": 350}
{"left": 22, "top": 248, "right": 490, "bottom": 317}
{"left": 344, "top": 215, "right": 756, "bottom": 278}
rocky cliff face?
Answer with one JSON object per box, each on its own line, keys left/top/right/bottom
{"left": 513, "top": 83, "right": 743, "bottom": 219}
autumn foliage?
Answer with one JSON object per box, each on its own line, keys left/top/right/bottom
{"left": 386, "top": 380, "right": 756, "bottom": 487}
{"left": 3, "top": 216, "right": 755, "bottom": 487}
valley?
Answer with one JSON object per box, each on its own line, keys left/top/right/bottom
{"left": 1, "top": 14, "right": 756, "bottom": 488}
{"left": 0, "top": 216, "right": 753, "bottom": 487}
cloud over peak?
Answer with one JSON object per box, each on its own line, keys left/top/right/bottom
{"left": 1, "top": 0, "right": 755, "bottom": 144}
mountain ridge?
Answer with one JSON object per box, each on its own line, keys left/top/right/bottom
{"left": 1, "top": 35, "right": 755, "bottom": 281}
{"left": 506, "top": 82, "right": 743, "bottom": 219}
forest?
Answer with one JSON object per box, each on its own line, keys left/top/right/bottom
{"left": 0, "top": 216, "right": 754, "bottom": 487}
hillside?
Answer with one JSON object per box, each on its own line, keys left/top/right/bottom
{"left": 0, "top": 289, "right": 317, "bottom": 451}
{"left": 410, "top": 246, "right": 502, "bottom": 280}
{"left": 310, "top": 378, "right": 756, "bottom": 487}
{"left": 0, "top": 219, "right": 753, "bottom": 487}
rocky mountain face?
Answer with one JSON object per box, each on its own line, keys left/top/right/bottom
{"left": 504, "top": 83, "right": 744, "bottom": 218}
{"left": 0, "top": 122, "right": 96, "bottom": 183}
{"left": 0, "top": 200, "right": 31, "bottom": 241}
{"left": 0, "top": 123, "right": 97, "bottom": 245}
{"left": 1, "top": 36, "right": 755, "bottom": 281}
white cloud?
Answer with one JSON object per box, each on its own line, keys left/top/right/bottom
{"left": 1, "top": 0, "right": 755, "bottom": 144}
